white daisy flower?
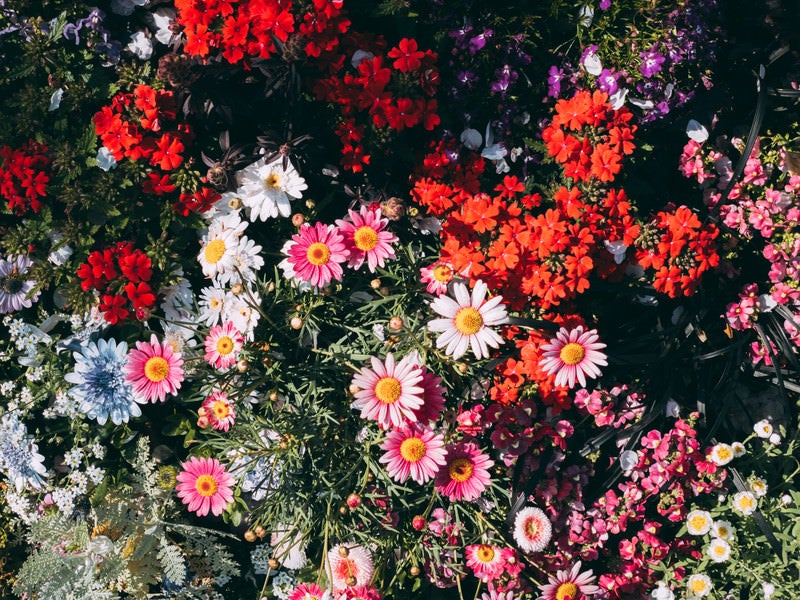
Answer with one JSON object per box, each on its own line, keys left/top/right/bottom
{"left": 731, "top": 441, "right": 746, "bottom": 457}
{"left": 708, "top": 442, "right": 734, "bottom": 466}
{"left": 706, "top": 538, "right": 731, "bottom": 563}
{"left": 732, "top": 491, "right": 758, "bottom": 515}
{"left": 198, "top": 228, "right": 241, "bottom": 283}
{"left": 428, "top": 280, "right": 508, "bottom": 360}
{"left": 711, "top": 519, "right": 735, "bottom": 540}
{"left": 749, "top": 476, "right": 768, "bottom": 498}
{"left": 686, "top": 573, "right": 712, "bottom": 597}
{"left": 236, "top": 156, "right": 308, "bottom": 221}
{"left": 229, "top": 235, "right": 264, "bottom": 284}
{"left": 754, "top": 419, "right": 773, "bottom": 438}
{"left": 198, "top": 286, "right": 229, "bottom": 327}
{"left": 685, "top": 509, "right": 713, "bottom": 535}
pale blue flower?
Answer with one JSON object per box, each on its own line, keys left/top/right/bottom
{"left": 0, "top": 414, "right": 48, "bottom": 492}
{"left": 96, "top": 146, "right": 117, "bottom": 171}
{"left": 65, "top": 338, "right": 140, "bottom": 425}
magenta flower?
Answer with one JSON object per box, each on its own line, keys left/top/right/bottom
{"left": 203, "top": 321, "right": 244, "bottom": 370}
{"left": 350, "top": 353, "right": 424, "bottom": 429}
{"left": 175, "top": 456, "right": 234, "bottom": 516}
{"left": 201, "top": 391, "right": 236, "bottom": 431}
{"left": 286, "top": 222, "right": 349, "bottom": 287}
{"left": 435, "top": 441, "right": 494, "bottom": 502}
{"left": 335, "top": 206, "right": 397, "bottom": 272}
{"left": 539, "top": 326, "right": 608, "bottom": 388}
{"left": 125, "top": 334, "right": 184, "bottom": 403}
{"left": 379, "top": 424, "right": 446, "bottom": 484}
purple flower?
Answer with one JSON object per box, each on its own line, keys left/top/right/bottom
{"left": 597, "top": 69, "right": 618, "bottom": 94}
{"left": 639, "top": 46, "right": 666, "bottom": 78}
{"left": 468, "top": 29, "right": 493, "bottom": 54}
{"left": 491, "top": 65, "right": 518, "bottom": 97}
{"left": 600, "top": 0, "right": 611, "bottom": 9}
{"left": 547, "top": 65, "right": 565, "bottom": 98}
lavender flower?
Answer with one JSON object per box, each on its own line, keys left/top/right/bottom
{"left": 0, "top": 255, "right": 40, "bottom": 314}
{"left": 597, "top": 68, "right": 619, "bottom": 94}
{"left": 639, "top": 46, "right": 666, "bottom": 78}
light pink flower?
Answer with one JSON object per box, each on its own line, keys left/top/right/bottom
{"left": 336, "top": 206, "right": 397, "bottom": 272}
{"left": 420, "top": 260, "right": 455, "bottom": 295}
{"left": 465, "top": 544, "right": 506, "bottom": 581}
{"left": 326, "top": 543, "right": 374, "bottom": 590}
{"left": 379, "top": 424, "right": 446, "bottom": 484}
{"left": 537, "top": 561, "right": 600, "bottom": 600}
{"left": 286, "top": 222, "right": 349, "bottom": 287}
{"left": 175, "top": 456, "right": 234, "bottom": 516}
{"left": 435, "top": 441, "right": 493, "bottom": 502}
{"left": 539, "top": 326, "right": 607, "bottom": 388}
{"left": 350, "top": 354, "right": 424, "bottom": 429}
{"left": 125, "top": 334, "right": 184, "bottom": 403}
{"left": 513, "top": 506, "right": 552, "bottom": 553}
{"left": 204, "top": 321, "right": 244, "bottom": 370}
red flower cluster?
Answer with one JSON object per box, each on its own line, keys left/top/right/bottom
{"left": 312, "top": 35, "right": 440, "bottom": 172}
{"left": 542, "top": 90, "right": 636, "bottom": 182}
{"left": 77, "top": 243, "right": 157, "bottom": 324}
{"left": 634, "top": 205, "right": 720, "bottom": 297}
{"left": 174, "top": 0, "right": 294, "bottom": 64}
{"left": 298, "top": 0, "right": 350, "bottom": 59}
{"left": 0, "top": 140, "right": 50, "bottom": 215}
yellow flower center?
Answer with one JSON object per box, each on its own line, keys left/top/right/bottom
{"left": 737, "top": 495, "right": 756, "bottom": 510}
{"left": 716, "top": 446, "right": 732, "bottom": 461}
{"left": 144, "top": 356, "right": 170, "bottom": 382}
{"left": 448, "top": 457, "right": 474, "bottom": 482}
{"left": 265, "top": 172, "right": 282, "bottom": 189}
{"left": 374, "top": 377, "right": 402, "bottom": 404}
{"left": 212, "top": 400, "right": 230, "bottom": 419}
{"left": 194, "top": 474, "right": 218, "bottom": 497}
{"left": 433, "top": 264, "right": 453, "bottom": 282}
{"left": 712, "top": 544, "right": 726, "bottom": 557}
{"left": 476, "top": 545, "right": 495, "bottom": 563}
{"left": 353, "top": 226, "right": 379, "bottom": 251}
{"left": 204, "top": 239, "right": 226, "bottom": 264}
{"left": 216, "top": 335, "right": 234, "bottom": 356}
{"left": 559, "top": 342, "right": 585, "bottom": 365}
{"left": 689, "top": 578, "right": 708, "bottom": 594}
{"left": 555, "top": 582, "right": 578, "bottom": 600}
{"left": 306, "top": 242, "right": 331, "bottom": 266}
{"left": 688, "top": 514, "right": 709, "bottom": 532}
{"left": 454, "top": 307, "right": 483, "bottom": 335}
{"left": 399, "top": 437, "right": 426, "bottom": 462}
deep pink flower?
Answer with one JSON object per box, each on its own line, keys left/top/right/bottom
{"left": 465, "top": 544, "right": 506, "bottom": 581}
{"left": 204, "top": 321, "right": 244, "bottom": 370}
{"left": 379, "top": 424, "right": 446, "bottom": 484}
{"left": 350, "top": 354, "right": 424, "bottom": 429}
{"left": 286, "top": 222, "right": 349, "bottom": 287}
{"left": 201, "top": 391, "right": 236, "bottom": 431}
{"left": 434, "top": 441, "right": 493, "bottom": 502}
{"left": 335, "top": 206, "right": 397, "bottom": 272}
{"left": 175, "top": 456, "right": 234, "bottom": 516}
{"left": 125, "top": 334, "right": 184, "bottom": 403}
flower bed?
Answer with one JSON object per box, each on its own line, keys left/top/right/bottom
{"left": 1, "top": 1, "right": 799, "bottom": 599}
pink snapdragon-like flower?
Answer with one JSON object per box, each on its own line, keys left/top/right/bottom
{"left": 335, "top": 206, "right": 397, "bottom": 272}
{"left": 286, "top": 222, "right": 349, "bottom": 287}
{"left": 204, "top": 321, "right": 244, "bottom": 370}
{"left": 125, "top": 334, "right": 184, "bottom": 403}
{"left": 175, "top": 456, "right": 234, "bottom": 517}
{"left": 539, "top": 326, "right": 607, "bottom": 388}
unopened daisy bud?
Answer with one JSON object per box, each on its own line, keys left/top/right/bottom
{"left": 292, "top": 213, "right": 305, "bottom": 227}
{"left": 412, "top": 515, "right": 426, "bottom": 531}
{"left": 230, "top": 282, "right": 243, "bottom": 295}
{"left": 236, "top": 359, "right": 249, "bottom": 372}
{"left": 227, "top": 196, "right": 243, "bottom": 210}
{"left": 197, "top": 415, "right": 210, "bottom": 428}
{"left": 388, "top": 316, "right": 404, "bottom": 330}
{"left": 370, "top": 278, "right": 381, "bottom": 289}
{"left": 338, "top": 546, "right": 350, "bottom": 558}
{"left": 197, "top": 407, "right": 208, "bottom": 417}
{"left": 254, "top": 525, "right": 266, "bottom": 538}
{"left": 346, "top": 576, "right": 357, "bottom": 587}
{"left": 457, "top": 363, "right": 468, "bottom": 374}
{"left": 269, "top": 391, "right": 279, "bottom": 402}
{"left": 348, "top": 383, "right": 360, "bottom": 396}
{"left": 409, "top": 565, "right": 420, "bottom": 577}
{"left": 339, "top": 505, "right": 348, "bottom": 515}
{"left": 782, "top": 494, "right": 792, "bottom": 505}
{"left": 290, "top": 316, "right": 303, "bottom": 330}
{"left": 244, "top": 530, "right": 257, "bottom": 542}
{"left": 268, "top": 558, "right": 280, "bottom": 570}
{"left": 346, "top": 493, "right": 361, "bottom": 509}
{"left": 305, "top": 199, "right": 315, "bottom": 209}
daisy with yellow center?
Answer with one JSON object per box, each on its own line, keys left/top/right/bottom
{"left": 428, "top": 280, "right": 508, "bottom": 360}
{"left": 198, "top": 228, "right": 240, "bottom": 283}
{"left": 125, "top": 334, "right": 184, "bottom": 403}
{"left": 176, "top": 456, "right": 234, "bottom": 517}
{"left": 201, "top": 391, "right": 237, "bottom": 432}
{"left": 749, "top": 476, "right": 768, "bottom": 497}
{"left": 732, "top": 491, "right": 758, "bottom": 515}
{"left": 204, "top": 321, "right": 244, "bottom": 370}
{"left": 420, "top": 260, "right": 456, "bottom": 295}
{"left": 379, "top": 424, "right": 446, "bottom": 484}
{"left": 709, "top": 442, "right": 734, "bottom": 466}
{"left": 711, "top": 519, "right": 735, "bottom": 540}
{"left": 686, "top": 574, "right": 712, "bottom": 597}
{"left": 350, "top": 353, "right": 424, "bottom": 429}
{"left": 285, "top": 222, "right": 349, "bottom": 288}
{"left": 707, "top": 538, "right": 731, "bottom": 563}
{"left": 465, "top": 543, "right": 506, "bottom": 582}
{"left": 335, "top": 206, "right": 398, "bottom": 273}
{"left": 434, "top": 441, "right": 494, "bottom": 502}
{"left": 540, "top": 325, "right": 608, "bottom": 389}
{"left": 235, "top": 155, "right": 308, "bottom": 221}
{"left": 537, "top": 561, "right": 600, "bottom": 600}
{"left": 685, "top": 509, "right": 713, "bottom": 535}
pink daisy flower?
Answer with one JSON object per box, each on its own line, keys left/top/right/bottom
{"left": 539, "top": 326, "right": 608, "bottom": 389}
{"left": 288, "top": 582, "right": 329, "bottom": 600}
{"left": 537, "top": 561, "right": 600, "bottom": 600}
{"left": 411, "top": 366, "right": 446, "bottom": 425}
{"left": 335, "top": 206, "right": 397, "bottom": 272}
{"left": 420, "top": 260, "right": 455, "bottom": 295}
{"left": 512, "top": 506, "right": 552, "bottom": 553}
{"left": 175, "top": 456, "right": 234, "bottom": 517}
{"left": 203, "top": 321, "right": 244, "bottom": 370}
{"left": 334, "top": 585, "right": 381, "bottom": 600}
{"left": 350, "top": 353, "right": 424, "bottom": 429}
{"left": 326, "top": 543, "right": 375, "bottom": 590}
{"left": 434, "top": 441, "right": 494, "bottom": 502}
{"left": 201, "top": 391, "right": 236, "bottom": 431}
{"left": 428, "top": 280, "right": 508, "bottom": 360}
{"left": 379, "top": 424, "right": 446, "bottom": 484}
{"left": 125, "top": 334, "right": 184, "bottom": 403}
{"left": 465, "top": 544, "right": 507, "bottom": 582}
{"left": 286, "top": 222, "right": 349, "bottom": 288}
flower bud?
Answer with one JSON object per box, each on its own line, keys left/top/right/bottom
{"left": 346, "top": 493, "right": 361, "bottom": 509}
{"left": 244, "top": 530, "right": 257, "bottom": 542}
{"left": 290, "top": 316, "right": 303, "bottom": 330}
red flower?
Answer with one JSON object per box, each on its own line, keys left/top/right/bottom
{"left": 124, "top": 281, "right": 157, "bottom": 309}
{"left": 142, "top": 173, "right": 176, "bottom": 195}
{"left": 99, "top": 294, "right": 130, "bottom": 325}
{"left": 388, "top": 38, "right": 425, "bottom": 72}
{"left": 118, "top": 251, "right": 153, "bottom": 283}
{"left": 150, "top": 133, "right": 184, "bottom": 171}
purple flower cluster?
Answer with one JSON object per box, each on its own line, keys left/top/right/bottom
{"left": 62, "top": 8, "right": 121, "bottom": 63}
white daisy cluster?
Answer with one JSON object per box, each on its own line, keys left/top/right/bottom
{"left": 0, "top": 413, "right": 48, "bottom": 492}
{"left": 235, "top": 156, "right": 308, "bottom": 222}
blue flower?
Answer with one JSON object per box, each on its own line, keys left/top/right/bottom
{"left": 0, "top": 414, "right": 47, "bottom": 492}
{"left": 65, "top": 338, "right": 140, "bottom": 425}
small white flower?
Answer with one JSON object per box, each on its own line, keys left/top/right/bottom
{"left": 711, "top": 520, "right": 735, "bottom": 541}
{"left": 708, "top": 442, "right": 734, "bottom": 466}
{"left": 582, "top": 46, "right": 602, "bottom": 75}
{"left": 769, "top": 432, "right": 781, "bottom": 445}
{"left": 731, "top": 441, "right": 746, "bottom": 457}
{"left": 685, "top": 509, "right": 713, "bottom": 535}
{"left": 619, "top": 450, "right": 639, "bottom": 471}
{"left": 650, "top": 582, "right": 674, "bottom": 600}
{"left": 749, "top": 476, "right": 768, "bottom": 498}
{"left": 96, "top": 147, "right": 117, "bottom": 171}
{"left": 686, "top": 119, "right": 709, "bottom": 143}
{"left": 48, "top": 88, "right": 64, "bottom": 111}
{"left": 732, "top": 491, "right": 758, "bottom": 516}
{"left": 781, "top": 493, "right": 792, "bottom": 505}
{"left": 754, "top": 419, "right": 773, "bottom": 438}
{"left": 706, "top": 538, "right": 731, "bottom": 563}
{"left": 127, "top": 31, "right": 154, "bottom": 60}
{"left": 762, "top": 582, "right": 776, "bottom": 600}
{"left": 686, "top": 574, "right": 712, "bottom": 598}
